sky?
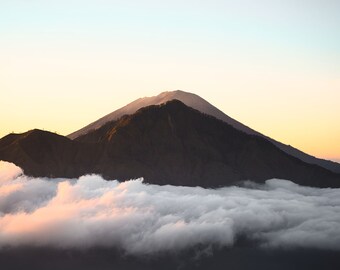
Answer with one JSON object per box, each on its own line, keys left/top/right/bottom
{"left": 1, "top": 0, "right": 339, "bottom": 162}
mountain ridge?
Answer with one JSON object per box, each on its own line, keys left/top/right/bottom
{"left": 67, "top": 90, "right": 340, "bottom": 173}
{"left": 1, "top": 100, "right": 339, "bottom": 188}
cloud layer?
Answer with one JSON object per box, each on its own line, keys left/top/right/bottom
{"left": 0, "top": 161, "right": 340, "bottom": 254}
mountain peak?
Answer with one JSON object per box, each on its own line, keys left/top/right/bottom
{"left": 67, "top": 90, "right": 249, "bottom": 140}
{"left": 2, "top": 99, "right": 340, "bottom": 188}
{"left": 66, "top": 90, "right": 340, "bottom": 173}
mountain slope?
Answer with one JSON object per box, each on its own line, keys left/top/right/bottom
{"left": 1, "top": 100, "right": 339, "bottom": 188}
{"left": 68, "top": 90, "right": 340, "bottom": 174}
{"left": 0, "top": 129, "right": 103, "bottom": 178}
{"left": 68, "top": 90, "right": 255, "bottom": 139}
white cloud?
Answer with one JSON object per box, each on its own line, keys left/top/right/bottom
{"left": 0, "top": 160, "right": 340, "bottom": 254}
{"left": 0, "top": 161, "right": 23, "bottom": 183}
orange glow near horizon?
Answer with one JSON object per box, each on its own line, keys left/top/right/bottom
{"left": 1, "top": 0, "right": 339, "bottom": 162}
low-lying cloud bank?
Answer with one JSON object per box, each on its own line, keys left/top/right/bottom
{"left": 0, "top": 161, "right": 339, "bottom": 254}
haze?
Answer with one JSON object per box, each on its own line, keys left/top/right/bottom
{"left": 1, "top": 0, "right": 339, "bottom": 162}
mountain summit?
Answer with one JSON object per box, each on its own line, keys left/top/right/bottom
{"left": 68, "top": 90, "right": 255, "bottom": 140}
{"left": 68, "top": 90, "right": 340, "bottom": 173}
{"left": 1, "top": 99, "right": 339, "bottom": 188}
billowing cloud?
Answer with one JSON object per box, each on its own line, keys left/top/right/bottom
{"left": 0, "top": 161, "right": 23, "bottom": 183}
{"left": 0, "top": 160, "right": 340, "bottom": 254}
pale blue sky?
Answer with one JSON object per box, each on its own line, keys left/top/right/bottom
{"left": 1, "top": 0, "right": 339, "bottom": 161}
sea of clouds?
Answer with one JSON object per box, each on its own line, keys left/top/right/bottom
{"left": 0, "top": 160, "right": 340, "bottom": 255}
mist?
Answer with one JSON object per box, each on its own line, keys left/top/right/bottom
{"left": 0, "top": 161, "right": 340, "bottom": 255}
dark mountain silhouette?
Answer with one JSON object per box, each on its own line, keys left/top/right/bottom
{"left": 0, "top": 129, "right": 103, "bottom": 178}
{"left": 1, "top": 100, "right": 339, "bottom": 188}
{"left": 68, "top": 90, "right": 340, "bottom": 174}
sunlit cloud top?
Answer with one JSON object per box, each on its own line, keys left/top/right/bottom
{"left": 1, "top": 160, "right": 340, "bottom": 252}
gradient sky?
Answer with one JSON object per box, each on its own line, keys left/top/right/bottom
{"left": 1, "top": 0, "right": 339, "bottom": 162}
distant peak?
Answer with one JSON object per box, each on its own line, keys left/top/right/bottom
{"left": 158, "top": 90, "right": 194, "bottom": 96}
{"left": 171, "top": 90, "right": 186, "bottom": 93}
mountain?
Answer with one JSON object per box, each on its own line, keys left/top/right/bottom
{"left": 68, "top": 90, "right": 340, "bottom": 174}
{"left": 68, "top": 90, "right": 254, "bottom": 140}
{"left": 0, "top": 129, "right": 102, "bottom": 178}
{"left": 1, "top": 100, "right": 339, "bottom": 188}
